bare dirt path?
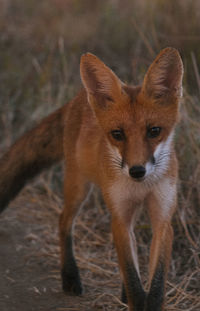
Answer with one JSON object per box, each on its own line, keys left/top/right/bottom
{"left": 0, "top": 188, "right": 123, "bottom": 311}
{"left": 0, "top": 194, "right": 71, "bottom": 311}
{"left": 0, "top": 186, "right": 199, "bottom": 311}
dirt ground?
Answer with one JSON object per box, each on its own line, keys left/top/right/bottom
{"left": 0, "top": 193, "right": 74, "bottom": 311}
{"left": 0, "top": 181, "right": 199, "bottom": 311}
{"left": 0, "top": 184, "right": 125, "bottom": 311}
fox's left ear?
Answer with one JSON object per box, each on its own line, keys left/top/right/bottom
{"left": 142, "top": 47, "right": 183, "bottom": 101}
{"left": 80, "top": 53, "right": 122, "bottom": 108}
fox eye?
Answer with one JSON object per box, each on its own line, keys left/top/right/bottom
{"left": 147, "top": 127, "right": 161, "bottom": 138}
{"left": 111, "top": 129, "right": 125, "bottom": 141}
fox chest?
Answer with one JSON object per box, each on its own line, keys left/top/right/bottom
{"left": 107, "top": 175, "right": 176, "bottom": 220}
{"left": 108, "top": 176, "right": 150, "bottom": 207}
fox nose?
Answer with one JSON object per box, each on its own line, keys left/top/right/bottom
{"left": 129, "top": 165, "right": 146, "bottom": 179}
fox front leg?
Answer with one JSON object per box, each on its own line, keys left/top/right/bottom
{"left": 145, "top": 179, "right": 176, "bottom": 311}
{"left": 111, "top": 214, "right": 146, "bottom": 311}
{"left": 59, "top": 165, "right": 89, "bottom": 295}
{"left": 104, "top": 189, "right": 146, "bottom": 311}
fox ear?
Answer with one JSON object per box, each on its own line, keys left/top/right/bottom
{"left": 142, "top": 47, "right": 183, "bottom": 101}
{"left": 80, "top": 53, "right": 122, "bottom": 107}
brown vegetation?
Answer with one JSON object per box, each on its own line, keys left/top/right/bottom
{"left": 0, "top": 0, "right": 199, "bottom": 310}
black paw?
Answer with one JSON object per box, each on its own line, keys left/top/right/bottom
{"left": 121, "top": 283, "right": 146, "bottom": 310}
{"left": 121, "top": 283, "right": 128, "bottom": 304}
{"left": 144, "top": 294, "right": 163, "bottom": 311}
{"left": 61, "top": 268, "right": 83, "bottom": 295}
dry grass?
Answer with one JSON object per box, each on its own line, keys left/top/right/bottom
{"left": 0, "top": 0, "right": 200, "bottom": 310}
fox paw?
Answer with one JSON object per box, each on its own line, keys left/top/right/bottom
{"left": 121, "top": 283, "right": 128, "bottom": 304}
{"left": 61, "top": 269, "right": 83, "bottom": 295}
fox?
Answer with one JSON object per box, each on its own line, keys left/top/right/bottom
{"left": 0, "top": 47, "right": 183, "bottom": 311}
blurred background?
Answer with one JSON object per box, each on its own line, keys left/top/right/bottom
{"left": 0, "top": 0, "right": 199, "bottom": 310}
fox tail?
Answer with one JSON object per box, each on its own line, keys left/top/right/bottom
{"left": 0, "top": 106, "right": 66, "bottom": 212}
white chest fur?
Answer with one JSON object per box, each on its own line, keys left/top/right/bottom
{"left": 108, "top": 174, "right": 176, "bottom": 220}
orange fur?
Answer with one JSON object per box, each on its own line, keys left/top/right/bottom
{"left": 0, "top": 48, "right": 183, "bottom": 311}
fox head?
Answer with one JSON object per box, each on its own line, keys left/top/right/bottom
{"left": 80, "top": 48, "right": 183, "bottom": 184}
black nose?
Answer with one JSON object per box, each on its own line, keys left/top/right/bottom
{"left": 129, "top": 166, "right": 146, "bottom": 179}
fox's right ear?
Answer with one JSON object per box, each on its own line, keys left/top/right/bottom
{"left": 80, "top": 53, "right": 122, "bottom": 109}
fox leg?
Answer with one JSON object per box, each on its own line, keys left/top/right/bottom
{"left": 145, "top": 181, "right": 176, "bottom": 311}
{"left": 59, "top": 166, "right": 89, "bottom": 295}
{"left": 112, "top": 215, "right": 146, "bottom": 310}
{"left": 106, "top": 197, "right": 145, "bottom": 311}
{"left": 121, "top": 283, "right": 128, "bottom": 304}
{"left": 121, "top": 229, "right": 140, "bottom": 305}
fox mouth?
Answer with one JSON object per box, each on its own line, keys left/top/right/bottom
{"left": 132, "top": 176, "right": 145, "bottom": 182}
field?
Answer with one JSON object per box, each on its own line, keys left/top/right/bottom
{"left": 0, "top": 0, "right": 199, "bottom": 310}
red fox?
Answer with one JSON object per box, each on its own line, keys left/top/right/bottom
{"left": 0, "top": 47, "right": 183, "bottom": 311}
